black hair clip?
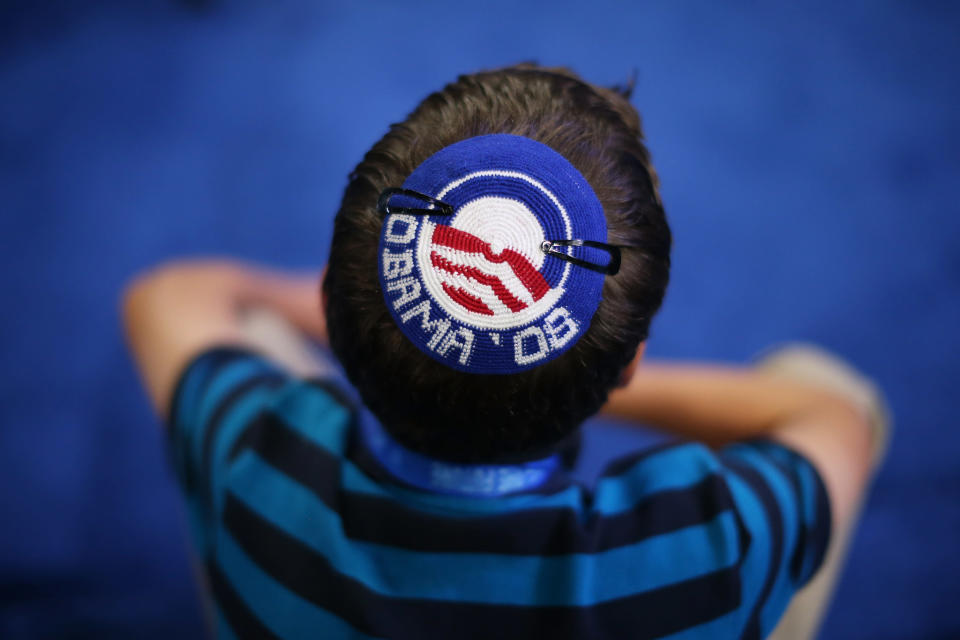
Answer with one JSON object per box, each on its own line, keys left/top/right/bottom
{"left": 377, "top": 187, "right": 625, "bottom": 275}
{"left": 540, "top": 239, "right": 623, "bottom": 275}
{"left": 378, "top": 188, "right": 454, "bottom": 216}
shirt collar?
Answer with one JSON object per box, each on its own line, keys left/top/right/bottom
{"left": 355, "top": 410, "right": 563, "bottom": 498}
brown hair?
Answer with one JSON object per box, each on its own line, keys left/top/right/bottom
{"left": 324, "top": 63, "right": 671, "bottom": 463}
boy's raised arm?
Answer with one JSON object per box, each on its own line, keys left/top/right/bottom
{"left": 121, "top": 259, "right": 326, "bottom": 419}
{"left": 603, "top": 360, "right": 876, "bottom": 541}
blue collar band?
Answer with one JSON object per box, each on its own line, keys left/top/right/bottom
{"left": 357, "top": 412, "right": 561, "bottom": 497}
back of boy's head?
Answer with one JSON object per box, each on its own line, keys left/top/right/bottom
{"left": 325, "top": 63, "right": 671, "bottom": 463}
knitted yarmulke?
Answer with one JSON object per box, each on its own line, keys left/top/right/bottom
{"left": 377, "top": 134, "right": 607, "bottom": 374}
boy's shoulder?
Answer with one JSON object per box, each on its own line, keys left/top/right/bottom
{"left": 168, "top": 346, "right": 831, "bottom": 640}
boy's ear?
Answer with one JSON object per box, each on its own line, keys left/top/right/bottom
{"left": 617, "top": 341, "right": 647, "bottom": 387}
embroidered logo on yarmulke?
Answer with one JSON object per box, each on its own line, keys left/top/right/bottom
{"left": 378, "top": 134, "right": 607, "bottom": 374}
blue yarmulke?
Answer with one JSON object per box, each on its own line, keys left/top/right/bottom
{"left": 377, "top": 134, "right": 607, "bottom": 374}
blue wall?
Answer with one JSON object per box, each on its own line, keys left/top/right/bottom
{"left": 1, "top": 1, "right": 958, "bottom": 637}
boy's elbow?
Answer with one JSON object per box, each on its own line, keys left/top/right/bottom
{"left": 120, "top": 259, "right": 252, "bottom": 345}
{"left": 120, "top": 264, "right": 173, "bottom": 330}
{"left": 121, "top": 269, "right": 154, "bottom": 330}
{"left": 121, "top": 260, "right": 225, "bottom": 311}
{"left": 831, "top": 394, "right": 876, "bottom": 479}
{"left": 120, "top": 261, "right": 200, "bottom": 335}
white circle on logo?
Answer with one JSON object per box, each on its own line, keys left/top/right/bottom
{"left": 450, "top": 197, "right": 546, "bottom": 270}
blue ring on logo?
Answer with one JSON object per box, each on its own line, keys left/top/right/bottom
{"left": 378, "top": 134, "right": 606, "bottom": 374}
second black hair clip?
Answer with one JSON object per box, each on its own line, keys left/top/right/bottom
{"left": 378, "top": 187, "right": 626, "bottom": 275}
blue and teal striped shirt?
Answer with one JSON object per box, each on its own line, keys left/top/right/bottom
{"left": 168, "top": 347, "right": 831, "bottom": 639}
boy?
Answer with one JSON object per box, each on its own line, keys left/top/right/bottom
{"left": 124, "top": 64, "right": 886, "bottom": 638}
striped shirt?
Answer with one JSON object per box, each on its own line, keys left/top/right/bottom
{"left": 168, "top": 347, "right": 831, "bottom": 639}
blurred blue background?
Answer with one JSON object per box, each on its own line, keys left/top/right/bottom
{"left": 1, "top": 1, "right": 958, "bottom": 638}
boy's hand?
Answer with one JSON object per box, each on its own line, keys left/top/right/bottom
{"left": 121, "top": 259, "right": 327, "bottom": 419}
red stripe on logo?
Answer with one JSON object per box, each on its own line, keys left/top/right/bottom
{"left": 430, "top": 252, "right": 528, "bottom": 313}
{"left": 440, "top": 283, "right": 495, "bottom": 315}
{"left": 431, "top": 225, "right": 550, "bottom": 301}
